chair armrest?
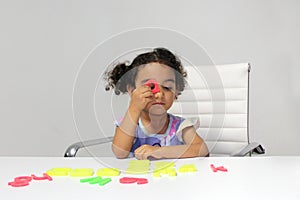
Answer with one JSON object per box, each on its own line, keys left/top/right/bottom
{"left": 64, "top": 136, "right": 114, "bottom": 157}
{"left": 231, "top": 142, "right": 265, "bottom": 157}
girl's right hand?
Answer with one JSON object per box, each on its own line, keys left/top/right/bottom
{"left": 128, "top": 85, "right": 154, "bottom": 113}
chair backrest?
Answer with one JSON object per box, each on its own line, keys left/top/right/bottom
{"left": 169, "top": 63, "right": 250, "bottom": 156}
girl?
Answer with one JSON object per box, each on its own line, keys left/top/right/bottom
{"left": 105, "top": 47, "right": 209, "bottom": 160}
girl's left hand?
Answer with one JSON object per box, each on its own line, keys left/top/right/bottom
{"left": 134, "top": 144, "right": 162, "bottom": 160}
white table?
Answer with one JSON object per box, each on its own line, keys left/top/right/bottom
{"left": 1, "top": 156, "right": 300, "bottom": 200}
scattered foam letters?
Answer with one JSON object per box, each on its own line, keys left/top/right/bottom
{"left": 8, "top": 173, "right": 53, "bottom": 187}
{"left": 8, "top": 161, "right": 227, "bottom": 188}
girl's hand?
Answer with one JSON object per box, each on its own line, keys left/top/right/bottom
{"left": 134, "top": 144, "right": 162, "bottom": 160}
{"left": 129, "top": 85, "right": 154, "bottom": 113}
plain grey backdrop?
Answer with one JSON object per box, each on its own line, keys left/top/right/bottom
{"left": 0, "top": 0, "right": 299, "bottom": 156}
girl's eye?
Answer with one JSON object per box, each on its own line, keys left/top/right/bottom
{"left": 162, "top": 86, "right": 173, "bottom": 91}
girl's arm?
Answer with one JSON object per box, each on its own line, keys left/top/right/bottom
{"left": 112, "top": 106, "right": 139, "bottom": 158}
{"left": 112, "top": 85, "right": 154, "bottom": 158}
{"left": 134, "top": 126, "right": 209, "bottom": 160}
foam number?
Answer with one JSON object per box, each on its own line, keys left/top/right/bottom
{"left": 145, "top": 80, "right": 160, "bottom": 94}
{"left": 32, "top": 173, "right": 53, "bottom": 181}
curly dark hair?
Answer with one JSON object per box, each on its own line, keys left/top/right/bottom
{"left": 104, "top": 47, "right": 187, "bottom": 96}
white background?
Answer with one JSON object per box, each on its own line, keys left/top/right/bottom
{"left": 0, "top": 0, "right": 299, "bottom": 156}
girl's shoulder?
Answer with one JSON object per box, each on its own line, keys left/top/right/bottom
{"left": 168, "top": 113, "right": 199, "bottom": 130}
{"left": 166, "top": 113, "right": 199, "bottom": 142}
{"left": 168, "top": 113, "right": 185, "bottom": 123}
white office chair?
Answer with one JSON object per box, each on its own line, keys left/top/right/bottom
{"left": 64, "top": 63, "right": 264, "bottom": 157}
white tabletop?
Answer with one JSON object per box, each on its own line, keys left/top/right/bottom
{"left": 1, "top": 156, "right": 300, "bottom": 200}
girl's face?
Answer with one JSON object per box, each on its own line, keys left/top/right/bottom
{"left": 135, "top": 62, "right": 177, "bottom": 115}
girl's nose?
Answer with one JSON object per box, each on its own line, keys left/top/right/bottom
{"left": 154, "top": 85, "right": 164, "bottom": 99}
